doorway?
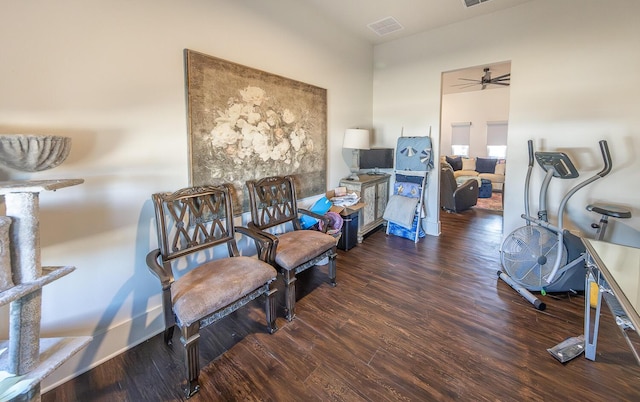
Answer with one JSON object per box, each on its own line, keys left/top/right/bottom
{"left": 439, "top": 61, "right": 511, "bottom": 218}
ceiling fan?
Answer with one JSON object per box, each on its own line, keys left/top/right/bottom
{"left": 455, "top": 67, "right": 510, "bottom": 90}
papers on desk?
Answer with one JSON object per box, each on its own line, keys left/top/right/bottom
{"left": 330, "top": 192, "right": 360, "bottom": 207}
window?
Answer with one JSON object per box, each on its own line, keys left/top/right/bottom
{"left": 452, "top": 145, "right": 470, "bottom": 156}
{"left": 451, "top": 122, "right": 471, "bottom": 157}
{"left": 487, "top": 121, "right": 508, "bottom": 159}
{"left": 487, "top": 145, "right": 507, "bottom": 159}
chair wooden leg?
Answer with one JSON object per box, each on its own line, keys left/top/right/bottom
{"left": 162, "top": 289, "right": 176, "bottom": 345}
{"left": 163, "top": 326, "right": 174, "bottom": 345}
{"left": 328, "top": 249, "right": 337, "bottom": 287}
{"left": 265, "top": 283, "right": 278, "bottom": 333}
{"left": 284, "top": 270, "right": 297, "bottom": 321}
{"left": 180, "top": 323, "right": 201, "bottom": 398}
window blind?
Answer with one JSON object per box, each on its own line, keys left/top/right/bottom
{"left": 451, "top": 122, "right": 471, "bottom": 145}
{"left": 487, "top": 121, "right": 508, "bottom": 146}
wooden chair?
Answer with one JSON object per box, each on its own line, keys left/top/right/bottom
{"left": 146, "top": 185, "right": 278, "bottom": 398}
{"left": 245, "top": 175, "right": 337, "bottom": 321}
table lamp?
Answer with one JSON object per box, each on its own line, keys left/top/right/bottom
{"left": 343, "top": 128, "right": 370, "bottom": 180}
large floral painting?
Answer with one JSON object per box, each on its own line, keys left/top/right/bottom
{"left": 185, "top": 49, "right": 327, "bottom": 213}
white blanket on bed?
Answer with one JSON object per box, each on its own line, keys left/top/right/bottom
{"left": 383, "top": 195, "right": 419, "bottom": 229}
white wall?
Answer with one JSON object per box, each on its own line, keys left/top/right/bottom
{"left": 441, "top": 88, "right": 510, "bottom": 157}
{"left": 0, "top": 0, "right": 373, "bottom": 390}
{"left": 373, "top": 0, "right": 640, "bottom": 246}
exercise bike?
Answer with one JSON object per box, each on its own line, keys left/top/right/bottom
{"left": 498, "top": 140, "right": 612, "bottom": 310}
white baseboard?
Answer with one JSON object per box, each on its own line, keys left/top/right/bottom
{"left": 41, "top": 305, "right": 165, "bottom": 393}
{"left": 425, "top": 218, "right": 441, "bottom": 236}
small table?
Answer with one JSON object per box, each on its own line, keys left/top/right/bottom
{"left": 583, "top": 239, "right": 640, "bottom": 364}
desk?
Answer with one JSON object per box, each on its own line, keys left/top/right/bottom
{"left": 583, "top": 239, "right": 640, "bottom": 363}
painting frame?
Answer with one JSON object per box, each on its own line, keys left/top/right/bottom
{"left": 184, "top": 49, "right": 328, "bottom": 214}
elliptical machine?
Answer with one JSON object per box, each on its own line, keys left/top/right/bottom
{"left": 498, "top": 140, "right": 612, "bottom": 310}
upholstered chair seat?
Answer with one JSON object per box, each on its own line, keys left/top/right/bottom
{"left": 171, "top": 257, "right": 277, "bottom": 326}
{"left": 273, "top": 230, "right": 337, "bottom": 272}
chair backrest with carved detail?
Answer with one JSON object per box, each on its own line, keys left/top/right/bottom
{"left": 152, "top": 185, "right": 239, "bottom": 262}
{"left": 246, "top": 175, "right": 301, "bottom": 231}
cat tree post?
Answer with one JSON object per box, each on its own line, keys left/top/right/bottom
{"left": 6, "top": 191, "right": 42, "bottom": 376}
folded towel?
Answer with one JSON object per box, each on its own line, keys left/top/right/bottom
{"left": 383, "top": 195, "right": 419, "bottom": 229}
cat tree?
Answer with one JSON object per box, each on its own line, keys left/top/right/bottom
{"left": 0, "top": 135, "right": 91, "bottom": 401}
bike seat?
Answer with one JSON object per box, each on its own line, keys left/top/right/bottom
{"left": 587, "top": 204, "right": 632, "bottom": 219}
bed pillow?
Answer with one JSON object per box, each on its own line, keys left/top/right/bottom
{"left": 445, "top": 156, "right": 462, "bottom": 171}
{"left": 476, "top": 157, "right": 497, "bottom": 174}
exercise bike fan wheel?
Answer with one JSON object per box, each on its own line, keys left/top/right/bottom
{"left": 500, "top": 226, "right": 568, "bottom": 292}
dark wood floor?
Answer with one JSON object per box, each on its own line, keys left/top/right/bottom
{"left": 43, "top": 209, "right": 640, "bottom": 401}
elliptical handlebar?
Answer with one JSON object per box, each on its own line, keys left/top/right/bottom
{"left": 545, "top": 139, "right": 613, "bottom": 285}
{"left": 524, "top": 140, "right": 534, "bottom": 223}
{"left": 597, "top": 140, "right": 612, "bottom": 178}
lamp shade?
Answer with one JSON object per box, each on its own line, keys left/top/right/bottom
{"left": 343, "top": 129, "right": 370, "bottom": 149}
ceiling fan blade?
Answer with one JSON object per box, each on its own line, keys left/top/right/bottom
{"left": 491, "top": 82, "right": 510, "bottom": 86}
{"left": 457, "top": 78, "right": 482, "bottom": 83}
{"left": 452, "top": 83, "right": 480, "bottom": 89}
{"left": 492, "top": 73, "right": 511, "bottom": 80}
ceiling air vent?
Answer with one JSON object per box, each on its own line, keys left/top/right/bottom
{"left": 462, "top": 0, "right": 491, "bottom": 7}
{"left": 367, "top": 16, "right": 404, "bottom": 36}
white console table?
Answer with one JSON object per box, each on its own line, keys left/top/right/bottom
{"left": 583, "top": 238, "right": 640, "bottom": 364}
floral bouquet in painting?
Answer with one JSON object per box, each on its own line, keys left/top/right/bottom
{"left": 207, "top": 86, "right": 314, "bottom": 173}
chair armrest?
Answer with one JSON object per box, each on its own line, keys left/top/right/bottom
{"left": 236, "top": 226, "right": 278, "bottom": 263}
{"left": 298, "top": 208, "right": 330, "bottom": 233}
{"left": 145, "top": 249, "right": 174, "bottom": 289}
{"left": 456, "top": 179, "right": 478, "bottom": 192}
{"left": 454, "top": 179, "right": 479, "bottom": 199}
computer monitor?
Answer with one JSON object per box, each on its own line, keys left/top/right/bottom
{"left": 359, "top": 148, "right": 394, "bottom": 174}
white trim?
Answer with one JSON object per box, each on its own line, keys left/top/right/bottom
{"left": 41, "top": 305, "right": 165, "bottom": 392}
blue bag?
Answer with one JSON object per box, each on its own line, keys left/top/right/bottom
{"left": 299, "top": 196, "right": 332, "bottom": 229}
